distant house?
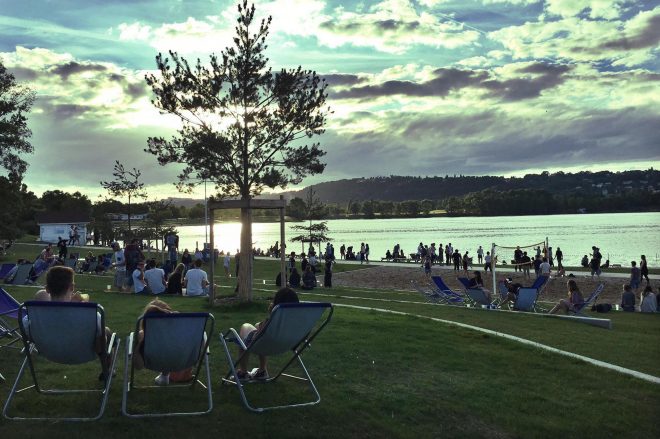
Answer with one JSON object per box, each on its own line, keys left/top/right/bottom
{"left": 35, "top": 212, "right": 92, "bottom": 245}
{"left": 106, "top": 213, "right": 149, "bottom": 221}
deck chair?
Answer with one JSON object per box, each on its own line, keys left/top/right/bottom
{"left": 220, "top": 302, "right": 333, "bottom": 413}
{"left": 431, "top": 276, "right": 466, "bottom": 305}
{"left": 0, "top": 263, "right": 16, "bottom": 279}
{"left": 122, "top": 312, "right": 214, "bottom": 418}
{"left": 65, "top": 258, "right": 77, "bottom": 269}
{"left": 0, "top": 288, "right": 21, "bottom": 349}
{"left": 5, "top": 263, "right": 32, "bottom": 285}
{"left": 411, "top": 280, "right": 443, "bottom": 304}
{"left": 457, "top": 277, "right": 471, "bottom": 290}
{"left": 85, "top": 261, "right": 98, "bottom": 274}
{"left": 529, "top": 275, "right": 549, "bottom": 294}
{"left": 3, "top": 301, "right": 120, "bottom": 421}
{"left": 465, "top": 288, "right": 494, "bottom": 307}
{"left": 512, "top": 288, "right": 539, "bottom": 312}
{"left": 570, "top": 284, "right": 605, "bottom": 316}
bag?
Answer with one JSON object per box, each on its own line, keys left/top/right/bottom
{"left": 591, "top": 303, "right": 612, "bottom": 313}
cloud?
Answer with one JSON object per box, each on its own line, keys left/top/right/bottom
{"left": 331, "top": 62, "right": 572, "bottom": 101}
{"left": 545, "top": 0, "right": 626, "bottom": 20}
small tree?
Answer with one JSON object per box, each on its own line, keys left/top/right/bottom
{"left": 145, "top": 1, "right": 329, "bottom": 301}
{"left": 290, "top": 187, "right": 331, "bottom": 254}
{"left": 0, "top": 60, "right": 35, "bottom": 182}
{"left": 100, "top": 160, "right": 147, "bottom": 234}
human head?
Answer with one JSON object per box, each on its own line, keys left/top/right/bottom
{"left": 473, "top": 271, "right": 482, "bottom": 280}
{"left": 542, "top": 257, "right": 547, "bottom": 262}
{"left": 641, "top": 255, "right": 646, "bottom": 261}
{"left": 143, "top": 298, "right": 172, "bottom": 315}
{"left": 137, "top": 260, "right": 146, "bottom": 271}
{"left": 46, "top": 266, "right": 75, "bottom": 300}
{"left": 567, "top": 279, "right": 579, "bottom": 293}
{"left": 194, "top": 259, "right": 203, "bottom": 268}
{"left": 631, "top": 261, "right": 636, "bottom": 267}
{"left": 623, "top": 284, "right": 632, "bottom": 292}
{"left": 146, "top": 259, "right": 156, "bottom": 270}
{"left": 272, "top": 287, "right": 299, "bottom": 307}
{"left": 642, "top": 285, "right": 652, "bottom": 296}
{"left": 174, "top": 263, "right": 185, "bottom": 274}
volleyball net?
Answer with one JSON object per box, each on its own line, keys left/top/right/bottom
{"left": 490, "top": 237, "right": 548, "bottom": 288}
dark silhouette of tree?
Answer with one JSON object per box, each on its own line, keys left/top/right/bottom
{"left": 0, "top": 60, "right": 35, "bottom": 182}
{"left": 100, "top": 160, "right": 147, "bottom": 233}
{"left": 145, "top": 1, "right": 329, "bottom": 301}
{"left": 290, "top": 186, "right": 331, "bottom": 254}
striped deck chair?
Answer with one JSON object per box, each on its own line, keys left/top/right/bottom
{"left": 122, "top": 311, "right": 214, "bottom": 418}
{"left": 570, "top": 284, "right": 605, "bottom": 316}
{"left": 220, "top": 302, "right": 333, "bottom": 413}
{"left": 431, "top": 276, "right": 466, "bottom": 305}
{"left": 3, "top": 301, "right": 120, "bottom": 421}
{"left": 512, "top": 288, "right": 539, "bottom": 312}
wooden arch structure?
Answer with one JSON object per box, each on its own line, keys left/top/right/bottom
{"left": 206, "top": 195, "right": 287, "bottom": 304}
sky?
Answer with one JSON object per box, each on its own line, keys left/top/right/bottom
{"left": 1, "top": 0, "right": 659, "bottom": 200}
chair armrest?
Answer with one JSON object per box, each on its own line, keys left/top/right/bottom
{"left": 126, "top": 332, "right": 134, "bottom": 356}
{"left": 223, "top": 327, "right": 247, "bottom": 350}
{"left": 106, "top": 332, "right": 117, "bottom": 355}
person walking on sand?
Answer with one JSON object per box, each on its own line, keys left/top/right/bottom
{"left": 477, "top": 246, "right": 484, "bottom": 265}
{"left": 640, "top": 255, "right": 649, "bottom": 285}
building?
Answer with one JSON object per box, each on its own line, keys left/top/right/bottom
{"left": 35, "top": 212, "right": 92, "bottom": 245}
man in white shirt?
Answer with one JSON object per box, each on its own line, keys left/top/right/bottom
{"left": 133, "top": 261, "right": 152, "bottom": 295}
{"left": 144, "top": 259, "right": 166, "bottom": 295}
{"left": 539, "top": 258, "right": 551, "bottom": 277}
{"left": 184, "top": 259, "right": 209, "bottom": 296}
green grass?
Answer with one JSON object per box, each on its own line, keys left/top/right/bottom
{"left": 1, "top": 258, "right": 659, "bottom": 438}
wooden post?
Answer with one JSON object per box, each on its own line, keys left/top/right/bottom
{"left": 208, "top": 210, "right": 215, "bottom": 306}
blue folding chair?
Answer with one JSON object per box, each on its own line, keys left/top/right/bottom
{"left": 122, "top": 311, "right": 214, "bottom": 418}
{"left": 5, "top": 263, "right": 32, "bottom": 285}
{"left": 220, "top": 302, "right": 333, "bottom": 413}
{"left": 411, "top": 280, "right": 443, "bottom": 304}
{"left": 465, "top": 288, "right": 494, "bottom": 307}
{"left": 570, "top": 284, "right": 605, "bottom": 316}
{"left": 0, "top": 288, "right": 21, "bottom": 349}
{"left": 512, "top": 288, "right": 539, "bottom": 312}
{"left": 0, "top": 263, "right": 16, "bottom": 279}
{"left": 2, "top": 301, "right": 120, "bottom": 421}
{"left": 431, "top": 276, "right": 466, "bottom": 305}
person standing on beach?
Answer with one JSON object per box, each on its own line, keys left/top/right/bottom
{"left": 640, "top": 255, "right": 649, "bottom": 284}
{"left": 484, "top": 251, "right": 492, "bottom": 272}
{"left": 340, "top": 244, "right": 345, "bottom": 260}
{"left": 630, "top": 261, "right": 641, "bottom": 291}
{"left": 365, "top": 243, "right": 370, "bottom": 264}
{"left": 452, "top": 249, "right": 461, "bottom": 272}
{"left": 555, "top": 247, "right": 563, "bottom": 271}
{"left": 462, "top": 251, "right": 469, "bottom": 275}
{"left": 477, "top": 246, "right": 483, "bottom": 265}
{"left": 446, "top": 244, "right": 453, "bottom": 266}
{"left": 224, "top": 252, "right": 231, "bottom": 277}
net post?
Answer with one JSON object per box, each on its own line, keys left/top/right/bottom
{"left": 491, "top": 242, "right": 497, "bottom": 292}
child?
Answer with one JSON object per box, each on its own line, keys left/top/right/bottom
{"left": 621, "top": 284, "right": 636, "bottom": 312}
{"left": 234, "top": 287, "right": 299, "bottom": 381}
{"left": 630, "top": 261, "right": 641, "bottom": 291}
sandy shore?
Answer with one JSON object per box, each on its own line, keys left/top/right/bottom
{"left": 332, "top": 264, "right": 651, "bottom": 305}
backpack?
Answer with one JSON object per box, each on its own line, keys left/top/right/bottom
{"left": 591, "top": 303, "right": 612, "bottom": 313}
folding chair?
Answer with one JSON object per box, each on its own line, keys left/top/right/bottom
{"left": 65, "top": 258, "right": 77, "bottom": 270}
{"left": 529, "top": 275, "right": 549, "bottom": 294}
{"left": 512, "top": 288, "right": 539, "bottom": 312}
{"left": 0, "top": 263, "right": 16, "bottom": 279}
{"left": 411, "top": 280, "right": 443, "bottom": 304}
{"left": 122, "top": 312, "right": 214, "bottom": 418}
{"left": 220, "top": 302, "right": 333, "bottom": 413}
{"left": 3, "top": 301, "right": 120, "bottom": 421}
{"left": 431, "top": 276, "right": 466, "bottom": 305}
{"left": 457, "top": 277, "right": 471, "bottom": 290}
{"left": 465, "top": 288, "right": 495, "bottom": 308}
{"left": 6, "top": 263, "right": 32, "bottom": 285}
{"left": 570, "top": 284, "right": 605, "bottom": 316}
{"left": 0, "top": 288, "right": 21, "bottom": 349}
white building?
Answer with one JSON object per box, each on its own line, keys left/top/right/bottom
{"left": 35, "top": 212, "right": 91, "bottom": 245}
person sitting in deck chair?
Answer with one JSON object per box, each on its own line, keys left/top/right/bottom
{"left": 549, "top": 280, "right": 584, "bottom": 314}
{"left": 499, "top": 278, "right": 523, "bottom": 308}
{"left": 233, "top": 287, "right": 300, "bottom": 381}
{"left": 467, "top": 271, "right": 492, "bottom": 302}
{"left": 30, "top": 266, "right": 113, "bottom": 379}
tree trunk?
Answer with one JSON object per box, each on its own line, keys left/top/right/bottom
{"left": 238, "top": 202, "right": 253, "bottom": 302}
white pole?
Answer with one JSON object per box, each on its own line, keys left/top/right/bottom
{"left": 204, "top": 180, "right": 208, "bottom": 246}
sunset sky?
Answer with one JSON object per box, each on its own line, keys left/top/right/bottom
{"left": 1, "top": 0, "right": 659, "bottom": 199}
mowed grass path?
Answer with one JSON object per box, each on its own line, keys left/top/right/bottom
{"left": 0, "top": 253, "right": 658, "bottom": 438}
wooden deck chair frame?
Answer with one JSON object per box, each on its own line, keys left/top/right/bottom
{"left": 3, "top": 301, "right": 120, "bottom": 421}
{"left": 122, "top": 312, "right": 215, "bottom": 418}
{"left": 219, "top": 302, "right": 333, "bottom": 413}
{"left": 570, "top": 284, "right": 605, "bottom": 316}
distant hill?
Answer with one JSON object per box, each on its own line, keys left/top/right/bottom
{"left": 165, "top": 197, "right": 204, "bottom": 208}
{"left": 282, "top": 170, "right": 660, "bottom": 203}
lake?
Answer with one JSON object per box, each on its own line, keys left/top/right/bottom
{"left": 173, "top": 212, "right": 660, "bottom": 267}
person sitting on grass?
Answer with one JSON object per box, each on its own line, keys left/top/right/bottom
{"left": 549, "top": 279, "right": 584, "bottom": 314}
{"left": 621, "top": 284, "right": 636, "bottom": 312}
{"left": 144, "top": 259, "right": 167, "bottom": 295}
{"left": 94, "top": 255, "right": 106, "bottom": 274}
{"left": 233, "top": 287, "right": 300, "bottom": 381}
{"left": 301, "top": 265, "right": 317, "bottom": 290}
{"left": 289, "top": 267, "right": 301, "bottom": 288}
{"left": 184, "top": 259, "right": 209, "bottom": 296}
{"left": 166, "top": 263, "right": 185, "bottom": 295}
{"left": 31, "top": 266, "right": 113, "bottom": 380}
{"left": 133, "top": 260, "right": 152, "bottom": 295}
{"left": 640, "top": 286, "right": 657, "bottom": 313}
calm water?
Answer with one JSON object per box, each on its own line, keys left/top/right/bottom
{"left": 174, "top": 212, "right": 660, "bottom": 267}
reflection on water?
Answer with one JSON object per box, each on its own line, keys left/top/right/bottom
{"left": 174, "top": 212, "right": 660, "bottom": 266}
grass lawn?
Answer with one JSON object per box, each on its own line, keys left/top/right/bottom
{"left": 0, "top": 253, "right": 659, "bottom": 438}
